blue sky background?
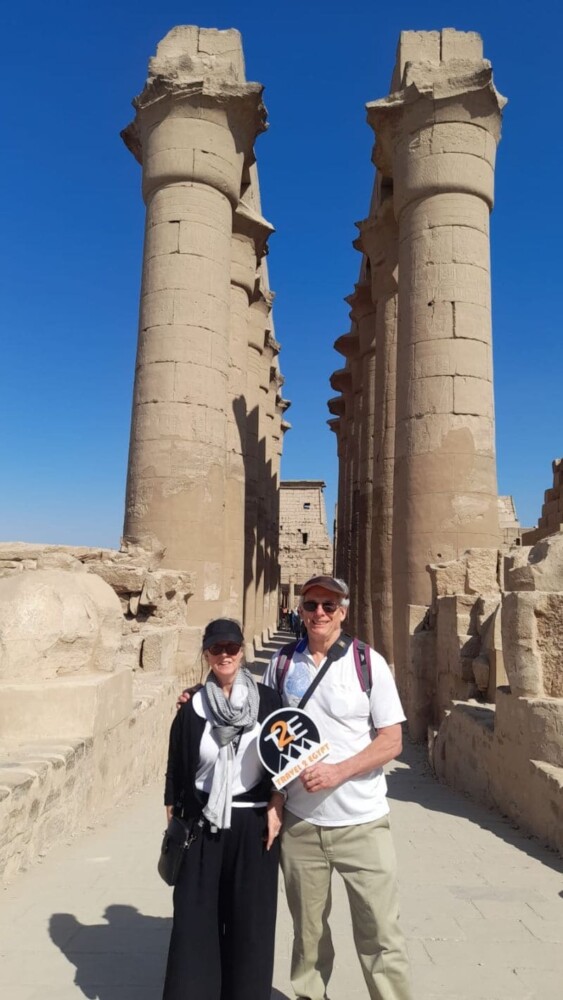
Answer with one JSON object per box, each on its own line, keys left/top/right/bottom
{"left": 1, "top": 0, "right": 561, "bottom": 547}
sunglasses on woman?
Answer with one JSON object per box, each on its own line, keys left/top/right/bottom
{"left": 301, "top": 600, "right": 340, "bottom": 614}
{"left": 207, "top": 642, "right": 242, "bottom": 656}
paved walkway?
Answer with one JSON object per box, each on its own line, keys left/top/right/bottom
{"left": 1, "top": 641, "right": 562, "bottom": 999}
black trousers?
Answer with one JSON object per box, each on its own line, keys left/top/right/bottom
{"left": 162, "top": 807, "right": 279, "bottom": 1000}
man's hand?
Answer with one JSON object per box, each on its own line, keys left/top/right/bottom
{"left": 176, "top": 689, "right": 191, "bottom": 710}
{"left": 264, "top": 792, "right": 284, "bottom": 849}
{"left": 300, "top": 762, "right": 344, "bottom": 793}
{"left": 176, "top": 683, "right": 202, "bottom": 711}
{"left": 165, "top": 805, "right": 174, "bottom": 823}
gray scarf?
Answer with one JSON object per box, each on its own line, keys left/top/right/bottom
{"left": 202, "top": 668, "right": 260, "bottom": 831}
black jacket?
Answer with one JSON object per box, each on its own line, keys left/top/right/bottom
{"left": 164, "top": 683, "right": 281, "bottom": 818}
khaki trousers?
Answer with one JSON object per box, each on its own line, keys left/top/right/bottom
{"left": 280, "top": 812, "right": 412, "bottom": 1000}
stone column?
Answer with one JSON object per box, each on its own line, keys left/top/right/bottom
{"left": 347, "top": 282, "right": 377, "bottom": 646}
{"left": 330, "top": 363, "right": 354, "bottom": 591}
{"left": 122, "top": 27, "right": 266, "bottom": 630}
{"left": 268, "top": 365, "right": 285, "bottom": 634}
{"left": 259, "top": 333, "right": 279, "bottom": 643}
{"left": 368, "top": 31, "right": 504, "bottom": 684}
{"left": 243, "top": 292, "right": 270, "bottom": 658}
{"left": 327, "top": 401, "right": 346, "bottom": 580}
{"left": 357, "top": 198, "right": 399, "bottom": 667}
{"left": 227, "top": 202, "right": 273, "bottom": 619}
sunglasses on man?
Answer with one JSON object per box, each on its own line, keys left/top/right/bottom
{"left": 207, "top": 642, "right": 242, "bottom": 656}
{"left": 301, "top": 600, "right": 341, "bottom": 614}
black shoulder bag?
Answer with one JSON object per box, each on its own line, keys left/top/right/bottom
{"left": 158, "top": 814, "right": 205, "bottom": 886}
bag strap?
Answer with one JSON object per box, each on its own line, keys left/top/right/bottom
{"left": 352, "top": 639, "right": 372, "bottom": 697}
{"left": 298, "top": 632, "right": 353, "bottom": 710}
{"left": 276, "top": 639, "right": 300, "bottom": 695}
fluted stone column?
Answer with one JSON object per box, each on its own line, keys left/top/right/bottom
{"left": 368, "top": 32, "right": 504, "bottom": 688}
{"left": 357, "top": 199, "right": 399, "bottom": 667}
{"left": 347, "top": 282, "right": 377, "bottom": 646}
{"left": 122, "top": 27, "right": 266, "bottom": 628}
{"left": 227, "top": 202, "right": 273, "bottom": 618}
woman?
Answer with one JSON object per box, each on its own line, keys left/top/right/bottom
{"left": 162, "top": 618, "right": 283, "bottom": 1000}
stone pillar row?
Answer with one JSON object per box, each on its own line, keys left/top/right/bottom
{"left": 122, "top": 27, "right": 288, "bottom": 662}
{"left": 328, "top": 30, "right": 504, "bottom": 727}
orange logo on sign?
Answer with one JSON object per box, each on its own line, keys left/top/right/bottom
{"left": 269, "top": 720, "right": 295, "bottom": 749}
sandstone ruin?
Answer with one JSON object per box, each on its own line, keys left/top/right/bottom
{"left": 329, "top": 29, "right": 563, "bottom": 852}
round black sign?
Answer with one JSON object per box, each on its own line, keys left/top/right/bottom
{"left": 258, "top": 707, "right": 325, "bottom": 782}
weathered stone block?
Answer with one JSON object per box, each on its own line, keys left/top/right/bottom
{"left": 464, "top": 547, "right": 499, "bottom": 594}
{"left": 0, "top": 669, "right": 132, "bottom": 741}
{"left": 141, "top": 627, "right": 179, "bottom": 673}
{"left": 0, "top": 570, "right": 123, "bottom": 682}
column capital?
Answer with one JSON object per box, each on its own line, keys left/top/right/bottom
{"left": 367, "top": 45, "right": 506, "bottom": 214}
{"left": 248, "top": 292, "right": 272, "bottom": 352}
{"left": 333, "top": 330, "right": 359, "bottom": 359}
{"left": 233, "top": 199, "right": 274, "bottom": 259}
{"left": 330, "top": 367, "right": 352, "bottom": 395}
{"left": 121, "top": 27, "right": 267, "bottom": 205}
{"left": 345, "top": 281, "right": 374, "bottom": 324}
{"left": 265, "top": 331, "right": 281, "bottom": 357}
{"left": 328, "top": 395, "right": 345, "bottom": 417}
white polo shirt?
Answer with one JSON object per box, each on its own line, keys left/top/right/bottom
{"left": 262, "top": 640, "right": 406, "bottom": 827}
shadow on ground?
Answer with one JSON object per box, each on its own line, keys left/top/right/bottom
{"left": 389, "top": 740, "right": 563, "bottom": 877}
{"left": 49, "top": 903, "right": 292, "bottom": 999}
{"left": 249, "top": 629, "right": 291, "bottom": 677}
{"left": 49, "top": 905, "right": 170, "bottom": 999}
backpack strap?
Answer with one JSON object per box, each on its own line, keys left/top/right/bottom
{"left": 352, "top": 639, "right": 372, "bottom": 697}
{"left": 275, "top": 639, "right": 300, "bottom": 696}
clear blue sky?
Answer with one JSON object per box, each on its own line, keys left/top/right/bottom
{"left": 1, "top": 0, "right": 561, "bottom": 547}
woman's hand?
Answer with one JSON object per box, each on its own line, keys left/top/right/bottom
{"left": 166, "top": 805, "right": 174, "bottom": 823}
{"left": 265, "top": 792, "right": 284, "bottom": 850}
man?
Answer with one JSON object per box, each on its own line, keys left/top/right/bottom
{"left": 263, "top": 575, "right": 412, "bottom": 1000}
